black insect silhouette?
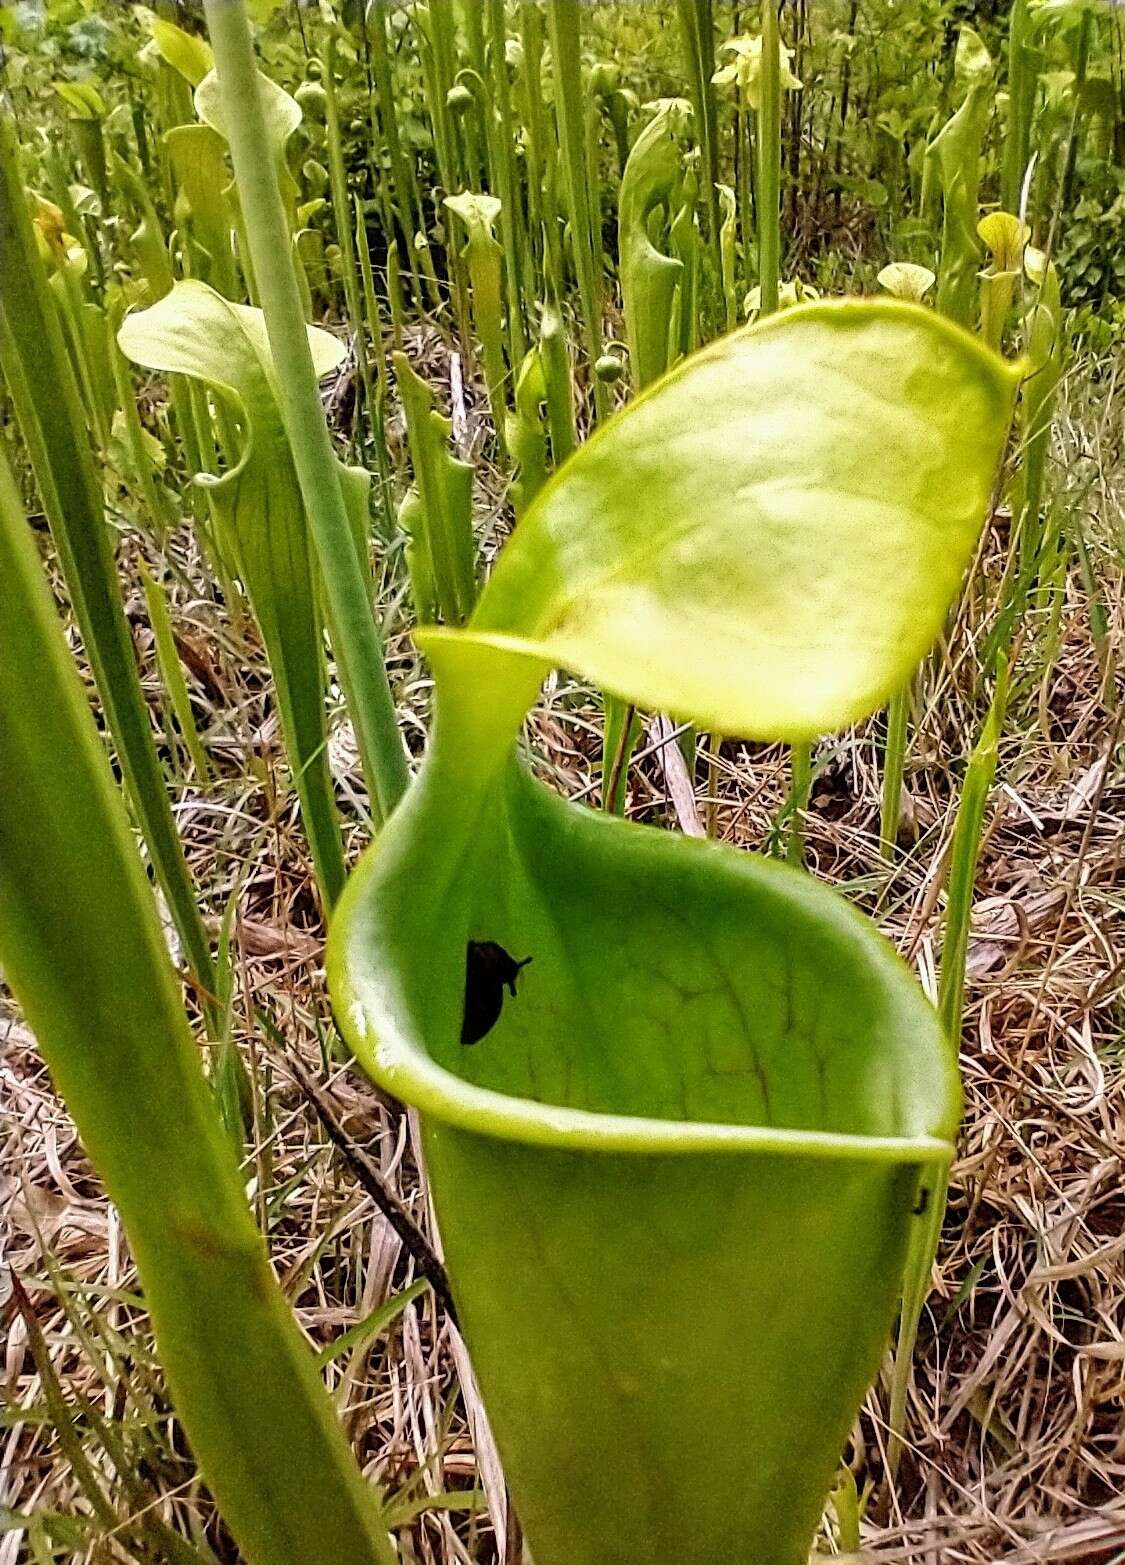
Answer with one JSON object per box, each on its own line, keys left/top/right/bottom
{"left": 912, "top": 1187, "right": 930, "bottom": 1217}
{"left": 461, "top": 941, "right": 532, "bottom": 1045}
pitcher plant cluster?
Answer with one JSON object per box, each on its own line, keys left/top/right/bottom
{"left": 0, "top": 0, "right": 1116, "bottom": 1561}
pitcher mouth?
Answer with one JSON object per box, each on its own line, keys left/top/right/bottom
{"left": 335, "top": 980, "right": 955, "bottom": 1165}
{"left": 329, "top": 738, "right": 960, "bottom": 1169}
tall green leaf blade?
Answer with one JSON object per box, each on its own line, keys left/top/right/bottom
{"left": 199, "top": 0, "right": 408, "bottom": 823}
{"left": 0, "top": 449, "right": 395, "bottom": 1565}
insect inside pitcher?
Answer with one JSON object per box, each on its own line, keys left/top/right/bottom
{"left": 462, "top": 941, "right": 533, "bottom": 1045}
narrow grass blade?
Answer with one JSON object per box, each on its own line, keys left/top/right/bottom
{"left": 141, "top": 561, "right": 213, "bottom": 787}
{"left": 880, "top": 682, "right": 911, "bottom": 860}
{"left": 316, "top": 1279, "right": 428, "bottom": 1370}
{"left": 938, "top": 659, "right": 1008, "bottom": 1042}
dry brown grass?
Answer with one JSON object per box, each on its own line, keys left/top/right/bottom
{"left": 2, "top": 332, "right": 1123, "bottom": 1565}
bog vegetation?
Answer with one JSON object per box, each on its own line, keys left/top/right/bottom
{"left": 0, "top": 1, "right": 1122, "bottom": 1563}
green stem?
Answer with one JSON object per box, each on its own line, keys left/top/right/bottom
{"left": 757, "top": 0, "right": 782, "bottom": 316}
{"left": 202, "top": 0, "right": 408, "bottom": 824}
{"left": 706, "top": 733, "right": 722, "bottom": 838}
{"left": 545, "top": 0, "right": 608, "bottom": 420}
{"left": 737, "top": 95, "right": 755, "bottom": 295}
{"left": 386, "top": 246, "right": 406, "bottom": 351}
{"left": 880, "top": 683, "right": 910, "bottom": 860}
{"left": 888, "top": 659, "right": 1008, "bottom": 1477}
{"left": 785, "top": 739, "right": 812, "bottom": 865}
{"left": 323, "top": 31, "right": 376, "bottom": 452}
{"left": 141, "top": 561, "right": 213, "bottom": 787}
{"left": 518, "top": 1, "right": 549, "bottom": 288}
{"left": 487, "top": 0, "right": 527, "bottom": 366}
{"left": 354, "top": 196, "right": 395, "bottom": 534}
{"left": 676, "top": 0, "right": 723, "bottom": 309}
{"left": 756, "top": 6, "right": 795, "bottom": 855}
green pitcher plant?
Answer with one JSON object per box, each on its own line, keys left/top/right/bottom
{"left": 330, "top": 300, "right": 1020, "bottom": 1565}
{"left": 443, "top": 191, "right": 509, "bottom": 450}
{"left": 617, "top": 97, "right": 691, "bottom": 390}
{"left": 119, "top": 280, "right": 370, "bottom": 910}
{"left": 930, "top": 26, "right": 994, "bottom": 328}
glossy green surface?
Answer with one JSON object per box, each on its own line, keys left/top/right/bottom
{"left": 465, "top": 300, "right": 1019, "bottom": 742}
{"left": 330, "top": 301, "right": 1017, "bottom": 1564}
{"left": 332, "top": 651, "right": 953, "bottom": 1565}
